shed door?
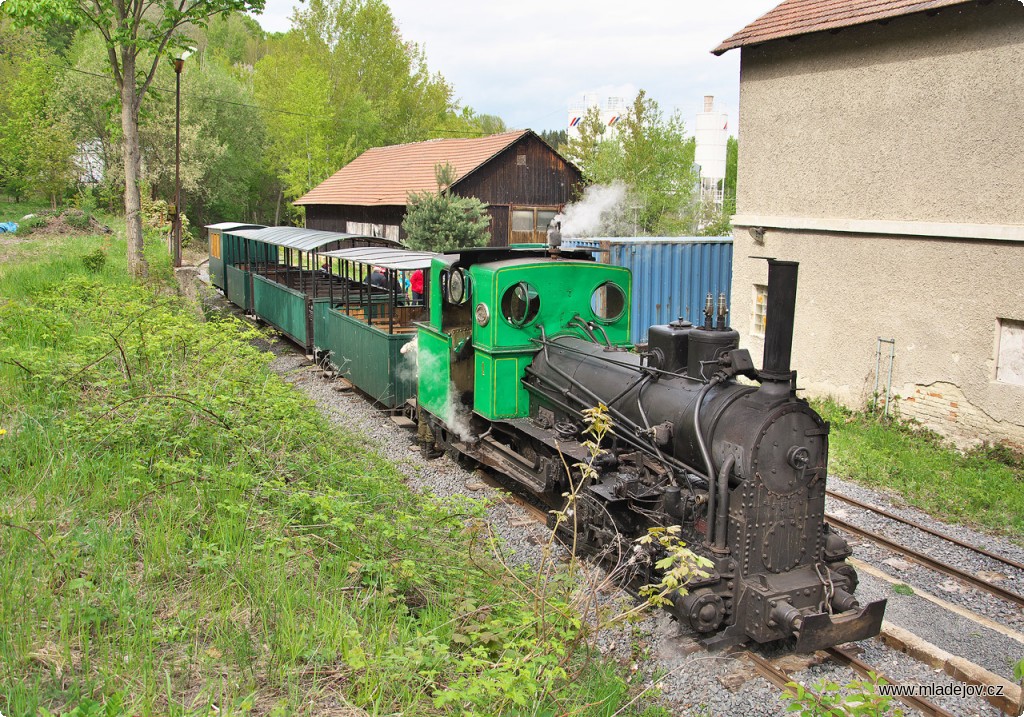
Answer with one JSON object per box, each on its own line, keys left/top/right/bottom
{"left": 510, "top": 207, "right": 558, "bottom": 244}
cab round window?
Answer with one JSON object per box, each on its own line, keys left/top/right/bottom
{"left": 591, "top": 282, "right": 626, "bottom": 322}
{"left": 501, "top": 282, "right": 540, "bottom": 327}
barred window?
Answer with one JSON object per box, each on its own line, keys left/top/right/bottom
{"left": 751, "top": 284, "right": 767, "bottom": 338}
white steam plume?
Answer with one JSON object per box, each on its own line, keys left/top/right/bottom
{"left": 555, "top": 181, "right": 628, "bottom": 237}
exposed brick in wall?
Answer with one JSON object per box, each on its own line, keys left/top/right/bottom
{"left": 898, "top": 382, "right": 1024, "bottom": 450}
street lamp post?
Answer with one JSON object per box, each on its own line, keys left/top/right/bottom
{"left": 172, "top": 49, "right": 193, "bottom": 268}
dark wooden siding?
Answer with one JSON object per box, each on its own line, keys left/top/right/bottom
{"left": 487, "top": 206, "right": 510, "bottom": 247}
{"left": 453, "top": 135, "right": 582, "bottom": 207}
{"left": 305, "top": 205, "right": 406, "bottom": 238}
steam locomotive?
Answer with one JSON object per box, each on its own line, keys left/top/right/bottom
{"left": 207, "top": 218, "right": 885, "bottom": 651}
{"left": 416, "top": 231, "right": 886, "bottom": 652}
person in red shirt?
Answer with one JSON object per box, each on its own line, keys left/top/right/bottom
{"left": 409, "top": 269, "right": 424, "bottom": 303}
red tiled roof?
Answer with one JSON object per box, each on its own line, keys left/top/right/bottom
{"left": 294, "top": 130, "right": 530, "bottom": 206}
{"left": 713, "top": 0, "right": 973, "bottom": 55}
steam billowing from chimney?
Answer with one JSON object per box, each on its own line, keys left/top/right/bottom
{"left": 553, "top": 181, "right": 628, "bottom": 237}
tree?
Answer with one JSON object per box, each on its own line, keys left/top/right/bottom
{"left": 539, "top": 129, "right": 568, "bottom": 153}
{"left": 724, "top": 135, "right": 738, "bottom": 216}
{"left": 566, "top": 90, "right": 698, "bottom": 236}
{"left": 254, "top": 0, "right": 486, "bottom": 221}
{"left": 0, "top": 21, "right": 77, "bottom": 206}
{"left": 402, "top": 163, "right": 490, "bottom": 252}
{"left": 2, "top": 0, "right": 266, "bottom": 278}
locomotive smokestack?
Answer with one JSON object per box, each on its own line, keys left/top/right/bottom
{"left": 761, "top": 259, "right": 799, "bottom": 381}
{"left": 546, "top": 220, "right": 562, "bottom": 258}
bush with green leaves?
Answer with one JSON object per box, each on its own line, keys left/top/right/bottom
{"left": 64, "top": 209, "right": 92, "bottom": 229}
{"left": 783, "top": 674, "right": 902, "bottom": 716}
{"left": 81, "top": 247, "right": 106, "bottom": 271}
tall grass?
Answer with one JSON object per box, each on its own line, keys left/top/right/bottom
{"left": 815, "top": 398, "right": 1024, "bottom": 539}
{"left": 0, "top": 232, "right": 654, "bottom": 716}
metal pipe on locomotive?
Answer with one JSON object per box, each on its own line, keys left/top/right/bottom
{"left": 416, "top": 226, "right": 885, "bottom": 652}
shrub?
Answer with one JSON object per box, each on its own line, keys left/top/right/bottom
{"left": 81, "top": 248, "right": 107, "bottom": 272}
{"left": 16, "top": 215, "right": 48, "bottom": 234}
{"left": 64, "top": 209, "right": 92, "bottom": 230}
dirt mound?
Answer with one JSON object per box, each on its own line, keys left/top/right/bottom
{"left": 20, "top": 210, "right": 113, "bottom": 237}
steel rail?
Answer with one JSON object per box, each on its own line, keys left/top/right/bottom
{"left": 826, "top": 646, "right": 959, "bottom": 717}
{"left": 743, "top": 650, "right": 802, "bottom": 693}
{"left": 827, "top": 490, "right": 1024, "bottom": 573}
{"left": 747, "top": 649, "right": 955, "bottom": 717}
{"left": 826, "top": 514, "right": 1024, "bottom": 609}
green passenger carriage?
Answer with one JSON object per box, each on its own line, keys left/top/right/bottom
{"left": 206, "top": 222, "right": 264, "bottom": 292}
{"left": 217, "top": 226, "right": 398, "bottom": 351}
{"left": 314, "top": 246, "right": 436, "bottom": 409}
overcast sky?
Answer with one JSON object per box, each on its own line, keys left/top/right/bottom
{"left": 250, "top": 0, "right": 781, "bottom": 135}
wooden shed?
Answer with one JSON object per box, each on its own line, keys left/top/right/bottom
{"left": 294, "top": 130, "right": 583, "bottom": 247}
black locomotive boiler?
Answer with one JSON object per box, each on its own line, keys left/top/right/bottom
{"left": 420, "top": 248, "right": 886, "bottom": 652}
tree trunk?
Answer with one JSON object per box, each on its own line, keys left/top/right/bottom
{"left": 121, "top": 64, "right": 149, "bottom": 279}
{"left": 274, "top": 186, "right": 282, "bottom": 226}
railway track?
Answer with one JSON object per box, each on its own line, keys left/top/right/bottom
{"left": 827, "top": 489, "right": 1024, "bottom": 573}
{"left": 825, "top": 494, "right": 1024, "bottom": 609}
{"left": 745, "top": 647, "right": 959, "bottom": 717}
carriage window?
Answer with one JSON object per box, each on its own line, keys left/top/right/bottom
{"left": 591, "top": 282, "right": 625, "bottom": 322}
{"left": 501, "top": 282, "right": 540, "bottom": 327}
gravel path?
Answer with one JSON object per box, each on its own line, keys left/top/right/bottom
{"left": 196, "top": 280, "right": 1019, "bottom": 717}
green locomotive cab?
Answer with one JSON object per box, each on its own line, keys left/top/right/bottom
{"left": 416, "top": 247, "right": 632, "bottom": 430}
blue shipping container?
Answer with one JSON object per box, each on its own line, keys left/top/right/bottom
{"left": 564, "top": 237, "right": 733, "bottom": 345}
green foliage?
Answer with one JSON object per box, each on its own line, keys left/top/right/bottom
{"left": 65, "top": 209, "right": 92, "bottom": 229}
{"left": 0, "top": 232, "right": 650, "bottom": 715}
{"left": 402, "top": 162, "right": 490, "bottom": 252}
{"left": 636, "top": 527, "right": 713, "bottom": 608}
{"left": 0, "top": 21, "right": 77, "bottom": 206}
{"left": 81, "top": 247, "right": 107, "bottom": 271}
{"left": 16, "top": 215, "right": 49, "bottom": 233}
{"left": 813, "top": 398, "right": 1024, "bottom": 538}
{"left": 540, "top": 128, "right": 569, "bottom": 152}
{"left": 1013, "top": 657, "right": 1024, "bottom": 684}
{"left": 253, "top": 0, "right": 482, "bottom": 211}
{"left": 892, "top": 583, "right": 914, "bottom": 596}
{"left": 2, "top": 0, "right": 268, "bottom": 276}
{"left": 783, "top": 674, "right": 902, "bottom": 716}
{"left": 725, "top": 135, "right": 738, "bottom": 215}
{"left": 567, "top": 90, "right": 698, "bottom": 236}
